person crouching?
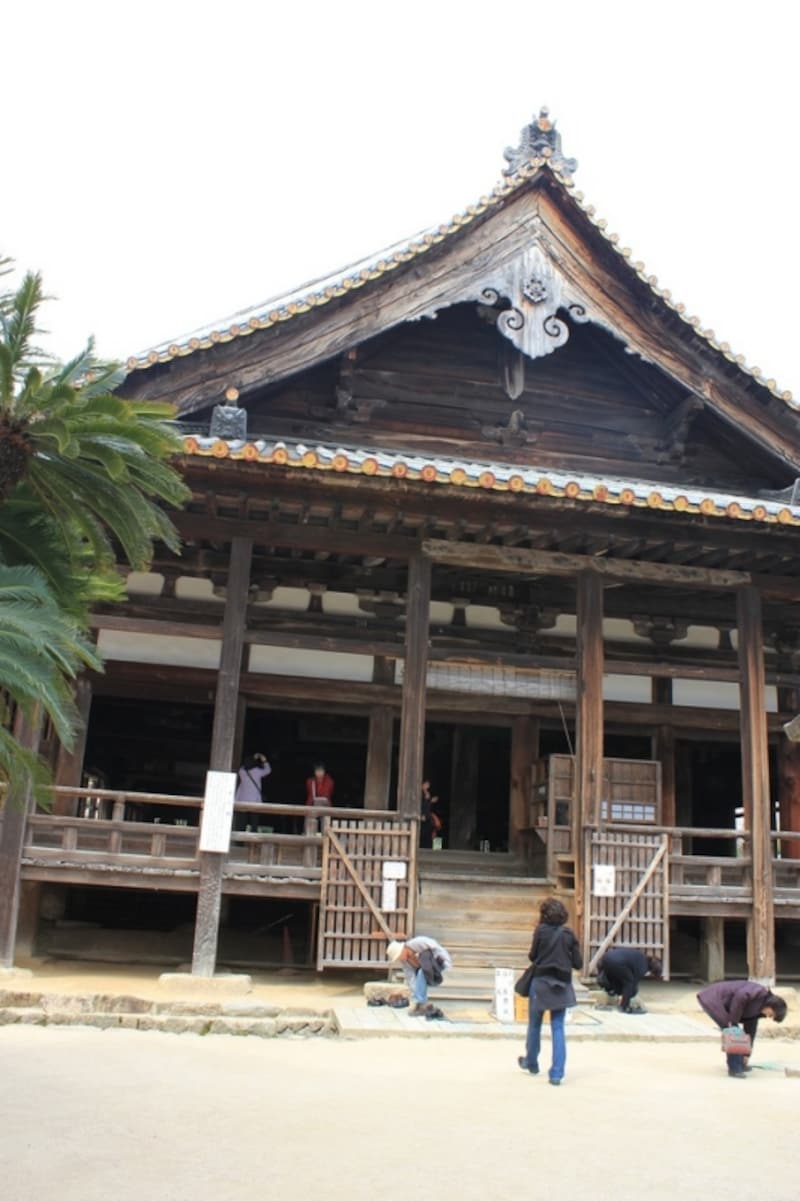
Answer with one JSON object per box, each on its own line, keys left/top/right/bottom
{"left": 596, "top": 947, "right": 663, "bottom": 1013}
{"left": 386, "top": 936, "right": 452, "bottom": 1016}
{"left": 697, "top": 980, "right": 787, "bottom": 1077}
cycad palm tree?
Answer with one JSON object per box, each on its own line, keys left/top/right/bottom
{"left": 0, "top": 266, "right": 189, "bottom": 571}
{"left": 0, "top": 258, "right": 190, "bottom": 803}
{"left": 0, "top": 565, "right": 100, "bottom": 802}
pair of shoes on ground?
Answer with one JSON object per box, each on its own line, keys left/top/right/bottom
{"left": 621, "top": 1005, "right": 647, "bottom": 1015}
{"left": 728, "top": 1065, "right": 753, "bottom": 1078}
{"left": 410, "top": 1003, "right": 446, "bottom": 1020}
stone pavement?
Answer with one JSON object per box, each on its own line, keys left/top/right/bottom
{"left": 2, "top": 959, "right": 797, "bottom": 1043}
{"left": 334, "top": 1000, "right": 718, "bottom": 1040}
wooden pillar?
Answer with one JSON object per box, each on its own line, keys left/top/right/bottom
{"left": 510, "top": 716, "right": 538, "bottom": 856}
{"left": 652, "top": 677, "right": 676, "bottom": 827}
{"left": 737, "top": 585, "right": 775, "bottom": 985}
{"left": 449, "top": 727, "right": 480, "bottom": 849}
{"left": 0, "top": 712, "right": 42, "bottom": 969}
{"left": 701, "top": 916, "right": 725, "bottom": 982}
{"left": 777, "top": 686, "right": 800, "bottom": 859}
{"left": 397, "top": 555, "right": 431, "bottom": 817}
{"left": 191, "top": 537, "right": 252, "bottom": 978}
{"left": 365, "top": 711, "right": 393, "bottom": 810}
{"left": 364, "top": 657, "right": 394, "bottom": 810}
{"left": 53, "top": 676, "right": 93, "bottom": 815}
{"left": 575, "top": 572, "right": 604, "bottom": 926}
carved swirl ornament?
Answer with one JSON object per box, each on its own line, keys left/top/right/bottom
{"left": 468, "top": 244, "right": 589, "bottom": 360}
{"left": 414, "top": 216, "right": 592, "bottom": 361}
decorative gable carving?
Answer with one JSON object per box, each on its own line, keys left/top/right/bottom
{"left": 419, "top": 223, "right": 591, "bottom": 363}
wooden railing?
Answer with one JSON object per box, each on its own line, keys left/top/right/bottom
{"left": 21, "top": 787, "right": 411, "bottom": 885}
{"left": 20, "top": 791, "right": 800, "bottom": 907}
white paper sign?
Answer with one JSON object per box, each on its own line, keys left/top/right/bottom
{"left": 382, "top": 861, "right": 407, "bottom": 881}
{"left": 381, "top": 880, "right": 398, "bottom": 912}
{"left": 593, "top": 864, "right": 616, "bottom": 897}
{"left": 494, "top": 967, "right": 515, "bottom": 1023}
{"left": 199, "top": 770, "right": 236, "bottom": 853}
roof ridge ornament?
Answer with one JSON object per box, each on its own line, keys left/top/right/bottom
{"left": 503, "top": 107, "right": 578, "bottom": 179}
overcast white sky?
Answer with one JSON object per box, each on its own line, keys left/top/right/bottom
{"left": 4, "top": 1, "right": 798, "bottom": 394}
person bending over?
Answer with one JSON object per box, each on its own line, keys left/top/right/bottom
{"left": 386, "top": 936, "right": 452, "bottom": 1016}
{"left": 597, "top": 946, "right": 662, "bottom": 1013}
{"left": 697, "top": 979, "right": 787, "bottom": 1078}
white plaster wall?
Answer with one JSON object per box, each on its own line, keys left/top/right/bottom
{"left": 602, "top": 674, "right": 652, "bottom": 703}
{"left": 248, "top": 645, "right": 374, "bottom": 682}
{"left": 322, "top": 591, "right": 365, "bottom": 617}
{"left": 97, "top": 630, "right": 222, "bottom": 668}
{"left": 465, "top": 605, "right": 510, "bottom": 631}
{"left": 671, "top": 678, "right": 777, "bottom": 712}
{"left": 255, "top": 586, "right": 310, "bottom": 612}
{"left": 175, "top": 577, "right": 223, "bottom": 602}
{"left": 540, "top": 614, "right": 578, "bottom": 638}
{"left": 683, "top": 625, "right": 720, "bottom": 650}
{"left": 125, "top": 572, "right": 164, "bottom": 596}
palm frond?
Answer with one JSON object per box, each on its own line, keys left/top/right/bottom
{"left": 0, "top": 724, "right": 52, "bottom": 807}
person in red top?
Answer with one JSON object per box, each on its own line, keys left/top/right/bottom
{"left": 305, "top": 763, "right": 335, "bottom": 807}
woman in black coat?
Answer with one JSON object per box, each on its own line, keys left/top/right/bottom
{"left": 697, "top": 980, "right": 787, "bottom": 1077}
{"left": 518, "top": 897, "right": 583, "bottom": 1086}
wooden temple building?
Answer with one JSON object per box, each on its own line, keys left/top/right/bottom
{"left": 5, "top": 109, "right": 800, "bottom": 986}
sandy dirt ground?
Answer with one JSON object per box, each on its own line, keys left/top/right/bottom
{"left": 3, "top": 1024, "right": 800, "bottom": 1201}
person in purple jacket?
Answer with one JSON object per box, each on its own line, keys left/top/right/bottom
{"left": 697, "top": 980, "right": 787, "bottom": 1077}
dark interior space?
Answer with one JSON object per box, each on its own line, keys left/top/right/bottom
{"left": 243, "top": 707, "right": 369, "bottom": 808}
{"left": 682, "top": 741, "right": 743, "bottom": 854}
{"left": 776, "top": 922, "right": 800, "bottom": 979}
{"left": 84, "top": 697, "right": 214, "bottom": 796}
{"left": 423, "top": 722, "right": 511, "bottom": 851}
{"left": 47, "top": 885, "right": 314, "bottom": 967}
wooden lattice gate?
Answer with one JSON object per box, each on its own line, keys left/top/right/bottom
{"left": 317, "top": 818, "right": 417, "bottom": 969}
{"left": 584, "top": 829, "right": 670, "bottom": 980}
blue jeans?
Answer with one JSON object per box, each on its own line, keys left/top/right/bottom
{"left": 525, "top": 981, "right": 567, "bottom": 1082}
{"left": 412, "top": 968, "right": 428, "bottom": 1005}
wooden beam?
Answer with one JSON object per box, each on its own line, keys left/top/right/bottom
{"left": 737, "top": 585, "right": 775, "bottom": 984}
{"left": 424, "top": 538, "right": 753, "bottom": 592}
{"left": 176, "top": 510, "right": 411, "bottom": 563}
{"left": 396, "top": 555, "right": 431, "bottom": 817}
{"left": 191, "top": 537, "right": 252, "bottom": 978}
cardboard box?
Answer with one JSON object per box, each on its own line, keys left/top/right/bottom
{"left": 514, "top": 993, "right": 528, "bottom": 1023}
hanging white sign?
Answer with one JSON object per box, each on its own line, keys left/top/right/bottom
{"left": 593, "top": 864, "right": 616, "bottom": 897}
{"left": 382, "top": 861, "right": 407, "bottom": 881}
{"left": 381, "top": 880, "right": 398, "bottom": 912}
{"left": 199, "top": 771, "right": 236, "bottom": 854}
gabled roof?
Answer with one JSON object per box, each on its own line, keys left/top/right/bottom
{"left": 124, "top": 109, "right": 794, "bottom": 413}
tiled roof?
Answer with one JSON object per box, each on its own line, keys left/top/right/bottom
{"left": 182, "top": 434, "right": 800, "bottom": 528}
{"left": 125, "top": 151, "right": 795, "bottom": 410}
